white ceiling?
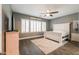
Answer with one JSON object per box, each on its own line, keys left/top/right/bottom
{"left": 11, "top": 4, "right": 79, "bottom": 19}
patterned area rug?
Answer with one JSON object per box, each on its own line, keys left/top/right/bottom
{"left": 31, "top": 38, "right": 65, "bottom": 54}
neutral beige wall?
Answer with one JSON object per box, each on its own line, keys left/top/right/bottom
{"left": 13, "top": 13, "right": 49, "bottom": 37}
{"left": 78, "top": 13, "right": 79, "bottom": 32}
{"left": 2, "top": 4, "right": 12, "bottom": 30}
{"left": 0, "top": 4, "right": 2, "bottom": 53}
{"left": 50, "top": 13, "right": 79, "bottom": 33}
{"left": 0, "top": 5, "right": 1, "bottom": 15}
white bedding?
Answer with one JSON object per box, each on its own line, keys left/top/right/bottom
{"left": 44, "top": 31, "right": 69, "bottom": 43}
{"left": 53, "top": 30, "right": 68, "bottom": 37}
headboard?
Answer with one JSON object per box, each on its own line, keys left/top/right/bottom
{"left": 53, "top": 23, "right": 70, "bottom": 34}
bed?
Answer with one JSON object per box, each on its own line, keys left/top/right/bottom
{"left": 44, "top": 23, "right": 70, "bottom": 44}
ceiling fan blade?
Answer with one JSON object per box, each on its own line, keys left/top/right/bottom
{"left": 50, "top": 14, "right": 53, "bottom": 16}
{"left": 41, "top": 13, "right": 49, "bottom": 14}
{"left": 43, "top": 14, "right": 53, "bottom": 17}
{"left": 41, "top": 11, "right": 58, "bottom": 14}
{"left": 50, "top": 11, "right": 58, "bottom": 14}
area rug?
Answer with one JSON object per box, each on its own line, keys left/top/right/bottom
{"left": 31, "top": 38, "right": 65, "bottom": 54}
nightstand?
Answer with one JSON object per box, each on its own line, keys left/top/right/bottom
{"left": 71, "top": 33, "right": 79, "bottom": 42}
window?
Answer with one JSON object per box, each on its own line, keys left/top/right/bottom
{"left": 21, "top": 19, "right": 46, "bottom": 33}
{"left": 33, "top": 20, "right": 37, "bottom": 32}
{"left": 30, "top": 20, "right": 34, "bottom": 32}
{"left": 42, "top": 22, "right": 46, "bottom": 31}
{"left": 36, "top": 21, "right": 41, "bottom": 32}
{"left": 21, "top": 19, "right": 26, "bottom": 33}
{"left": 36, "top": 21, "right": 39, "bottom": 32}
{"left": 30, "top": 20, "right": 42, "bottom": 32}
{"left": 25, "top": 20, "right": 29, "bottom": 32}
{"left": 21, "top": 19, "right": 29, "bottom": 33}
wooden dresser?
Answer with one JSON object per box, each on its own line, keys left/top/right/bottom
{"left": 6, "top": 32, "right": 19, "bottom": 55}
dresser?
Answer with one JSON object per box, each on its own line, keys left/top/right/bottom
{"left": 71, "top": 33, "right": 79, "bottom": 42}
{"left": 6, "top": 32, "right": 19, "bottom": 55}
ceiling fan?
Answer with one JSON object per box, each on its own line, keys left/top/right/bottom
{"left": 41, "top": 10, "right": 58, "bottom": 17}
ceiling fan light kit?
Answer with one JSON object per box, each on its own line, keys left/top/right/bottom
{"left": 46, "top": 14, "right": 50, "bottom": 16}
{"left": 41, "top": 10, "right": 58, "bottom": 17}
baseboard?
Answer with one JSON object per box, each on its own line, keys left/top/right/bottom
{"left": 20, "top": 35, "right": 43, "bottom": 40}
{"left": 0, "top": 52, "right": 5, "bottom": 55}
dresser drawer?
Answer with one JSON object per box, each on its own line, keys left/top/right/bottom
{"left": 71, "top": 33, "right": 79, "bottom": 42}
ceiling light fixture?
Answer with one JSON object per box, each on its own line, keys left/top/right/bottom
{"left": 41, "top": 10, "right": 58, "bottom": 17}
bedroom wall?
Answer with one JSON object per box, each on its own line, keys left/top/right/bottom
{"left": 78, "top": 13, "right": 79, "bottom": 31}
{"left": 50, "top": 13, "right": 79, "bottom": 32}
{"left": 13, "top": 12, "right": 50, "bottom": 37}
{"left": 2, "top": 4, "right": 12, "bottom": 31}
{"left": 0, "top": 4, "right": 2, "bottom": 53}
